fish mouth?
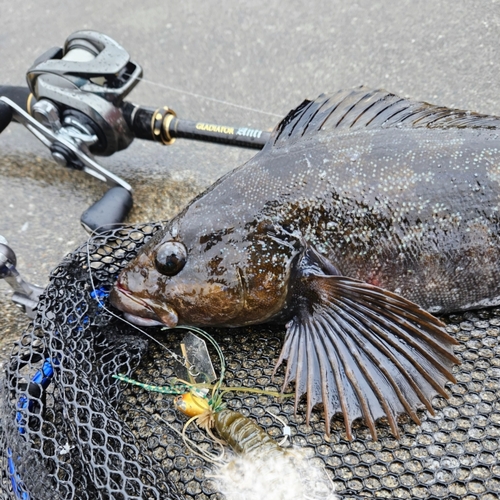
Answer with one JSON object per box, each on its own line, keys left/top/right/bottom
{"left": 109, "top": 281, "right": 179, "bottom": 328}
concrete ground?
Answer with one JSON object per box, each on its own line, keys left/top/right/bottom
{"left": 1, "top": 1, "right": 499, "bottom": 359}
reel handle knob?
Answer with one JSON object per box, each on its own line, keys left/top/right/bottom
{"left": 80, "top": 186, "right": 133, "bottom": 234}
{"left": 0, "top": 238, "right": 17, "bottom": 279}
{"left": 0, "top": 238, "right": 44, "bottom": 318}
{"left": 0, "top": 100, "right": 13, "bottom": 134}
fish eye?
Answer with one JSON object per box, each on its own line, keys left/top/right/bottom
{"left": 154, "top": 241, "right": 187, "bottom": 276}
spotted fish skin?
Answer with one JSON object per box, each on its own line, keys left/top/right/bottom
{"left": 110, "top": 88, "right": 500, "bottom": 439}
{"left": 257, "top": 125, "right": 500, "bottom": 315}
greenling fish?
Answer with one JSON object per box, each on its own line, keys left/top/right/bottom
{"left": 110, "top": 87, "right": 500, "bottom": 440}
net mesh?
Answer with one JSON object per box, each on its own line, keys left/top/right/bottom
{"left": 0, "top": 222, "right": 499, "bottom": 500}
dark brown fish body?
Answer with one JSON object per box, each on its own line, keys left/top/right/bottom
{"left": 111, "top": 88, "right": 500, "bottom": 439}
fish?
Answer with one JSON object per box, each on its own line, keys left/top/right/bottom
{"left": 109, "top": 87, "right": 500, "bottom": 440}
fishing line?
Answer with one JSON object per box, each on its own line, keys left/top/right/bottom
{"left": 84, "top": 224, "right": 234, "bottom": 391}
{"left": 138, "top": 77, "right": 283, "bottom": 119}
{"left": 84, "top": 226, "right": 228, "bottom": 463}
{"left": 28, "top": 70, "right": 282, "bottom": 119}
{"left": 264, "top": 409, "right": 291, "bottom": 446}
{"left": 84, "top": 224, "right": 190, "bottom": 368}
{"left": 84, "top": 225, "right": 295, "bottom": 398}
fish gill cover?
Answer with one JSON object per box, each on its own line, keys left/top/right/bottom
{"left": 0, "top": 223, "right": 498, "bottom": 499}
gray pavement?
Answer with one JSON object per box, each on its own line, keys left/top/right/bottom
{"left": 1, "top": 1, "right": 500, "bottom": 359}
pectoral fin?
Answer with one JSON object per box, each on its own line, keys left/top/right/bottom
{"left": 275, "top": 250, "right": 459, "bottom": 440}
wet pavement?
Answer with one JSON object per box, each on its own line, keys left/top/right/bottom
{"left": 1, "top": 2, "right": 500, "bottom": 371}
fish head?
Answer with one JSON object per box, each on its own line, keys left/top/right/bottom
{"left": 109, "top": 218, "right": 295, "bottom": 328}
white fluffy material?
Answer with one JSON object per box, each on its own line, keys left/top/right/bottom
{"left": 212, "top": 448, "right": 338, "bottom": 500}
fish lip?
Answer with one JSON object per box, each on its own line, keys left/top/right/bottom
{"left": 122, "top": 312, "right": 164, "bottom": 327}
{"left": 109, "top": 282, "right": 158, "bottom": 319}
{"left": 110, "top": 281, "right": 178, "bottom": 328}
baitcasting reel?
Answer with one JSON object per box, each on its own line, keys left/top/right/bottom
{"left": 0, "top": 31, "right": 141, "bottom": 232}
{"left": 27, "top": 30, "right": 143, "bottom": 159}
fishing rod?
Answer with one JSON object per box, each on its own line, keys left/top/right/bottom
{"left": 0, "top": 30, "right": 271, "bottom": 235}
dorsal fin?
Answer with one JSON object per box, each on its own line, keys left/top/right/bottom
{"left": 268, "top": 86, "right": 500, "bottom": 149}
